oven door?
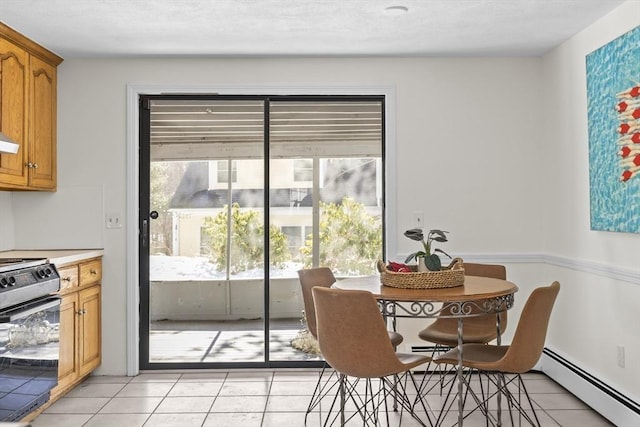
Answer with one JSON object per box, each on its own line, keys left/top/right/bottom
{"left": 0, "top": 296, "right": 60, "bottom": 422}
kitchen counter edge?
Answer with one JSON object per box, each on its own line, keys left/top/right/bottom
{"left": 0, "top": 249, "right": 105, "bottom": 266}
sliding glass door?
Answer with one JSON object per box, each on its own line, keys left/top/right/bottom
{"left": 267, "top": 99, "right": 385, "bottom": 361}
{"left": 139, "top": 95, "right": 384, "bottom": 369}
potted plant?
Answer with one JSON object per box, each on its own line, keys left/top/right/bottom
{"left": 404, "top": 228, "right": 451, "bottom": 271}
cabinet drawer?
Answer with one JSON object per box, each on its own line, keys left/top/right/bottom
{"left": 57, "top": 265, "right": 79, "bottom": 292}
{"left": 79, "top": 260, "right": 102, "bottom": 286}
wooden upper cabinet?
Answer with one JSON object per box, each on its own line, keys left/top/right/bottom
{"left": 28, "top": 56, "right": 57, "bottom": 189}
{"left": 0, "top": 37, "right": 29, "bottom": 187}
{"left": 0, "top": 22, "right": 62, "bottom": 191}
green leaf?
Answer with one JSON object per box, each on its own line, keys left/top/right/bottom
{"left": 429, "top": 229, "right": 449, "bottom": 242}
{"left": 425, "top": 254, "right": 442, "bottom": 271}
{"left": 434, "top": 248, "right": 452, "bottom": 259}
{"left": 404, "top": 228, "right": 424, "bottom": 242}
{"left": 404, "top": 251, "right": 424, "bottom": 263}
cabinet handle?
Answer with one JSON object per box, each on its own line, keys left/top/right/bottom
{"left": 33, "top": 163, "right": 38, "bottom": 169}
{"left": 62, "top": 277, "right": 71, "bottom": 282}
{"left": 90, "top": 269, "right": 97, "bottom": 275}
{"left": 76, "top": 309, "right": 87, "bottom": 315}
{"left": 26, "top": 162, "right": 33, "bottom": 168}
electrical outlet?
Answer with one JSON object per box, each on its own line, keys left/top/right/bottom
{"left": 617, "top": 345, "right": 625, "bottom": 368}
{"left": 413, "top": 211, "right": 424, "bottom": 229}
{"left": 106, "top": 213, "right": 123, "bottom": 229}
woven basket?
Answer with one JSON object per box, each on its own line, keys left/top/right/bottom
{"left": 377, "top": 258, "right": 465, "bottom": 289}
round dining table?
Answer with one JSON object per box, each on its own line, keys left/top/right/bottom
{"left": 333, "top": 274, "right": 519, "bottom": 426}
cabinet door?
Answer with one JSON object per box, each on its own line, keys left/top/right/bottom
{"left": 0, "top": 38, "right": 28, "bottom": 187}
{"left": 79, "top": 285, "right": 101, "bottom": 376}
{"left": 27, "top": 55, "right": 56, "bottom": 189}
{"left": 55, "top": 293, "right": 79, "bottom": 394}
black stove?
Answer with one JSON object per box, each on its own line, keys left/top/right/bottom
{"left": 0, "top": 257, "right": 61, "bottom": 422}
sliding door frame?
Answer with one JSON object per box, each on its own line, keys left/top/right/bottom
{"left": 126, "top": 84, "right": 397, "bottom": 375}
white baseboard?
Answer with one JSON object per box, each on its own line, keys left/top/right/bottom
{"left": 541, "top": 348, "right": 640, "bottom": 427}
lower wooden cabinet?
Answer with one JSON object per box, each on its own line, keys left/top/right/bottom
{"left": 78, "top": 285, "right": 101, "bottom": 377}
{"left": 52, "top": 258, "right": 102, "bottom": 399}
{"left": 56, "top": 292, "right": 79, "bottom": 393}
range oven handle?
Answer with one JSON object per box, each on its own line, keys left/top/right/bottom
{"left": 0, "top": 297, "right": 61, "bottom": 323}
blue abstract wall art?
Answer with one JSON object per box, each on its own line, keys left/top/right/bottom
{"left": 586, "top": 24, "right": 640, "bottom": 233}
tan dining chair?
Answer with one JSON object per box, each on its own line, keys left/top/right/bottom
{"left": 312, "top": 286, "right": 431, "bottom": 427}
{"left": 297, "top": 267, "right": 404, "bottom": 422}
{"left": 298, "top": 267, "right": 403, "bottom": 347}
{"left": 433, "top": 281, "right": 560, "bottom": 426}
{"left": 418, "top": 262, "right": 508, "bottom": 347}
{"left": 417, "top": 263, "right": 508, "bottom": 395}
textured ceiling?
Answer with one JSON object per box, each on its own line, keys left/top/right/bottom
{"left": 0, "top": 0, "right": 626, "bottom": 58}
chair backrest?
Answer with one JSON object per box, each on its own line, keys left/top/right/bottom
{"left": 463, "top": 263, "right": 506, "bottom": 280}
{"left": 499, "top": 281, "right": 560, "bottom": 373}
{"left": 297, "top": 267, "right": 336, "bottom": 339}
{"left": 462, "top": 263, "right": 508, "bottom": 324}
{"left": 442, "top": 263, "right": 508, "bottom": 327}
{"left": 312, "top": 287, "right": 405, "bottom": 378}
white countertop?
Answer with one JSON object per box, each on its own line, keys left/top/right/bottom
{"left": 0, "top": 249, "right": 104, "bottom": 266}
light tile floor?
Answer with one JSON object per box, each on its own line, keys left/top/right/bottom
{"left": 31, "top": 370, "right": 615, "bottom": 427}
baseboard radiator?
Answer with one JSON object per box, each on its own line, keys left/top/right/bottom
{"left": 541, "top": 348, "right": 640, "bottom": 427}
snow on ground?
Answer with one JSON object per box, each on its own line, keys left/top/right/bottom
{"left": 150, "top": 255, "right": 304, "bottom": 281}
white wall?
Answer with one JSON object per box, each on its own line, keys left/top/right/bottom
{"left": 0, "top": 4, "right": 636, "bottom": 418}
{"left": 542, "top": 2, "right": 640, "bottom": 270}
{"left": 3, "top": 56, "right": 543, "bottom": 376}
{"left": 539, "top": 0, "right": 640, "bottom": 408}
{"left": 0, "top": 191, "right": 15, "bottom": 251}
{"left": 0, "top": 191, "right": 15, "bottom": 250}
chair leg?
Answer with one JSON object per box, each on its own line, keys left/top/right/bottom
{"left": 416, "top": 344, "right": 458, "bottom": 399}
{"left": 425, "top": 367, "right": 542, "bottom": 427}
{"left": 317, "top": 372, "right": 433, "bottom": 427}
{"left": 469, "top": 372, "right": 541, "bottom": 427}
{"left": 305, "top": 363, "right": 341, "bottom": 423}
{"left": 339, "top": 374, "right": 346, "bottom": 426}
{"left": 382, "top": 372, "right": 433, "bottom": 427}
{"left": 430, "top": 366, "right": 477, "bottom": 427}
{"left": 505, "top": 374, "right": 541, "bottom": 427}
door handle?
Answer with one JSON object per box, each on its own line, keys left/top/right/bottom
{"left": 142, "top": 218, "right": 148, "bottom": 248}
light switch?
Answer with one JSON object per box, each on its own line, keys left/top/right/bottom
{"left": 106, "top": 213, "right": 123, "bottom": 229}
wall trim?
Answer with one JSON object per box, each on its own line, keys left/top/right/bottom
{"left": 445, "top": 252, "right": 640, "bottom": 285}
{"left": 541, "top": 253, "right": 640, "bottom": 284}
{"left": 542, "top": 348, "right": 640, "bottom": 427}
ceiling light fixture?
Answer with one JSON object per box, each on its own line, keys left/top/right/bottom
{"left": 0, "top": 132, "right": 19, "bottom": 154}
{"left": 384, "top": 5, "right": 408, "bottom": 16}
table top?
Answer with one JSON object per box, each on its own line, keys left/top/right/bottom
{"left": 333, "top": 274, "right": 518, "bottom": 303}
